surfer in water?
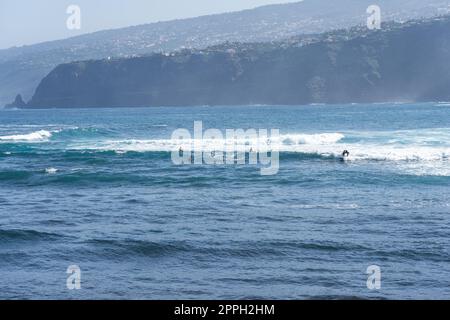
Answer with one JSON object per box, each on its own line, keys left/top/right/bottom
{"left": 342, "top": 150, "right": 350, "bottom": 160}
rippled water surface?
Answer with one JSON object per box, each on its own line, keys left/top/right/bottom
{"left": 0, "top": 103, "right": 449, "bottom": 299}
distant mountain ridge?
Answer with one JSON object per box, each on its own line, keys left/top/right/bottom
{"left": 27, "top": 15, "right": 450, "bottom": 107}
{"left": 1, "top": 0, "right": 450, "bottom": 106}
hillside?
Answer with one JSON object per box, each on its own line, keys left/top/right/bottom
{"left": 2, "top": 0, "right": 450, "bottom": 106}
{"left": 27, "top": 16, "right": 450, "bottom": 107}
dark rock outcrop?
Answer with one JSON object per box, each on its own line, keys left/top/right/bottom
{"left": 4, "top": 94, "right": 27, "bottom": 108}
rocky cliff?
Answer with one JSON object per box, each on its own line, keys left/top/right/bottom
{"left": 27, "top": 16, "right": 450, "bottom": 107}
{"left": 2, "top": 0, "right": 450, "bottom": 106}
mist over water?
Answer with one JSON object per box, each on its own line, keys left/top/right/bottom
{"left": 1, "top": 103, "right": 450, "bottom": 299}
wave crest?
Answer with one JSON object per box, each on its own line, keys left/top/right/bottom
{"left": 282, "top": 133, "right": 345, "bottom": 145}
{"left": 0, "top": 130, "right": 53, "bottom": 142}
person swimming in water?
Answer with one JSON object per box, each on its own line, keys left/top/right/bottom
{"left": 342, "top": 150, "right": 350, "bottom": 158}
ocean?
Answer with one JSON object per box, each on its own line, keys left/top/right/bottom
{"left": 0, "top": 103, "right": 449, "bottom": 299}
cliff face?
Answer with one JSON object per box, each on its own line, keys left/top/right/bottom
{"left": 28, "top": 17, "right": 450, "bottom": 108}
{"left": 2, "top": 0, "right": 449, "bottom": 107}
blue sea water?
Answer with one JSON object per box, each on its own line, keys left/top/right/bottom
{"left": 0, "top": 103, "right": 449, "bottom": 299}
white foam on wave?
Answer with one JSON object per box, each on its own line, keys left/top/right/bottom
{"left": 0, "top": 130, "right": 53, "bottom": 142}
{"left": 288, "top": 144, "right": 450, "bottom": 176}
{"left": 45, "top": 167, "right": 58, "bottom": 174}
{"left": 0, "top": 125, "right": 80, "bottom": 143}
{"left": 74, "top": 139, "right": 450, "bottom": 176}
{"left": 72, "top": 135, "right": 450, "bottom": 160}
{"left": 281, "top": 133, "right": 344, "bottom": 145}
{"left": 71, "top": 133, "right": 346, "bottom": 152}
{"left": 289, "top": 144, "right": 450, "bottom": 162}
{"left": 68, "top": 129, "right": 450, "bottom": 176}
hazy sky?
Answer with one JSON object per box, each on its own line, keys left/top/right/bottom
{"left": 0, "top": 0, "right": 300, "bottom": 49}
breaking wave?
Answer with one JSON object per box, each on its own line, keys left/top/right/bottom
{"left": 0, "top": 130, "right": 53, "bottom": 142}
{"left": 2, "top": 126, "right": 450, "bottom": 176}
{"left": 68, "top": 130, "right": 450, "bottom": 161}
{"left": 69, "top": 133, "right": 345, "bottom": 153}
{"left": 62, "top": 128, "right": 450, "bottom": 176}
